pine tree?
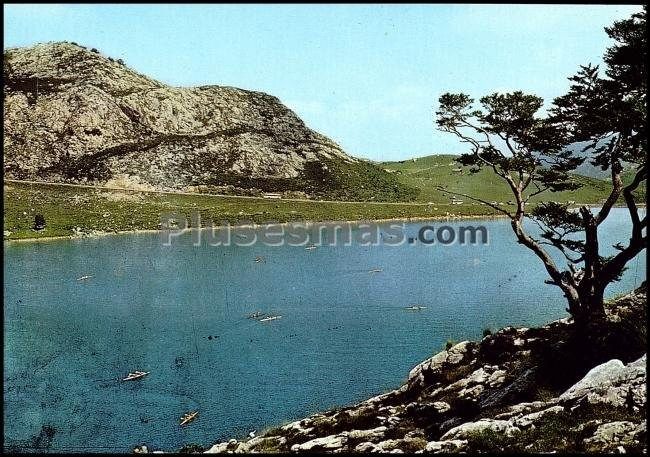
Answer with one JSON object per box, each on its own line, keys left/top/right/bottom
{"left": 435, "top": 8, "right": 647, "bottom": 326}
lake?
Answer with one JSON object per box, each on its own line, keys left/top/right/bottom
{"left": 3, "top": 209, "right": 645, "bottom": 452}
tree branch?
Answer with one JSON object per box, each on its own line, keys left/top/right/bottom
{"left": 434, "top": 186, "right": 514, "bottom": 217}
{"left": 595, "top": 134, "right": 623, "bottom": 225}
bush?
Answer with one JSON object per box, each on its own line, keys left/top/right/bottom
{"left": 179, "top": 443, "right": 204, "bottom": 453}
{"left": 445, "top": 339, "right": 458, "bottom": 350}
{"left": 33, "top": 214, "right": 46, "bottom": 230}
{"left": 90, "top": 48, "right": 99, "bottom": 53}
{"left": 401, "top": 437, "right": 427, "bottom": 452}
{"left": 482, "top": 327, "right": 493, "bottom": 337}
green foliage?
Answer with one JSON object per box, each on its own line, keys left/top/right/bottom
{"left": 400, "top": 437, "right": 428, "bottom": 453}
{"left": 301, "top": 158, "right": 419, "bottom": 202}
{"left": 253, "top": 437, "right": 283, "bottom": 453}
{"left": 552, "top": 8, "right": 647, "bottom": 168}
{"left": 178, "top": 443, "right": 205, "bottom": 453}
{"left": 436, "top": 90, "right": 581, "bottom": 197}
{"left": 445, "top": 339, "right": 458, "bottom": 350}
{"left": 203, "top": 157, "right": 419, "bottom": 202}
{"left": 482, "top": 327, "right": 492, "bottom": 337}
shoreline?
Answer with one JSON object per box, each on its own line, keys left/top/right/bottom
{"left": 5, "top": 204, "right": 644, "bottom": 244}
{"left": 4, "top": 214, "right": 508, "bottom": 244}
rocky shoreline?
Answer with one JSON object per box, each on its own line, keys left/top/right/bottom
{"left": 196, "top": 285, "right": 647, "bottom": 454}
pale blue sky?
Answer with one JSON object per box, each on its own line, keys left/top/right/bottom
{"left": 4, "top": 4, "right": 642, "bottom": 161}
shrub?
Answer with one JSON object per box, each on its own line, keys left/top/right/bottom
{"left": 482, "top": 327, "right": 493, "bottom": 337}
{"left": 445, "top": 339, "right": 458, "bottom": 350}
{"left": 33, "top": 214, "right": 46, "bottom": 230}
{"left": 179, "top": 443, "right": 204, "bottom": 453}
{"left": 90, "top": 48, "right": 99, "bottom": 53}
{"left": 401, "top": 437, "right": 428, "bottom": 452}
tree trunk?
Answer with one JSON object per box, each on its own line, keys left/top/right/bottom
{"left": 571, "top": 281, "right": 607, "bottom": 327}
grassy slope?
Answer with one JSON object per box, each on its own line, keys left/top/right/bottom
{"left": 3, "top": 181, "right": 497, "bottom": 240}
{"left": 5, "top": 155, "right": 641, "bottom": 241}
{"left": 202, "top": 157, "right": 420, "bottom": 203}
{"left": 381, "top": 154, "right": 635, "bottom": 204}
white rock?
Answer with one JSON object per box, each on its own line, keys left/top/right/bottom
{"left": 348, "top": 426, "right": 387, "bottom": 441}
{"left": 354, "top": 442, "right": 379, "bottom": 452}
{"left": 424, "top": 439, "right": 468, "bottom": 452}
{"left": 432, "top": 401, "right": 451, "bottom": 414}
{"left": 513, "top": 406, "right": 565, "bottom": 428}
{"left": 441, "top": 419, "right": 511, "bottom": 440}
{"left": 560, "top": 355, "right": 646, "bottom": 408}
{"left": 290, "top": 434, "right": 347, "bottom": 452}
{"left": 583, "top": 421, "right": 640, "bottom": 451}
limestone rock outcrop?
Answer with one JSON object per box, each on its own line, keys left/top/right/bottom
{"left": 4, "top": 42, "right": 414, "bottom": 201}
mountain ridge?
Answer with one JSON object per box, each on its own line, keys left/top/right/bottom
{"left": 3, "top": 41, "right": 417, "bottom": 201}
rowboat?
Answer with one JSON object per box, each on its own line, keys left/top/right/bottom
{"left": 259, "top": 315, "right": 282, "bottom": 322}
{"left": 180, "top": 411, "right": 198, "bottom": 426}
{"left": 122, "top": 371, "right": 149, "bottom": 381}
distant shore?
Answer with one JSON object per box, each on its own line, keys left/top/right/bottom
{"left": 4, "top": 214, "right": 509, "bottom": 244}
{"left": 4, "top": 179, "right": 643, "bottom": 243}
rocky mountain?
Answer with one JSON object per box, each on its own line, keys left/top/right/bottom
{"left": 198, "top": 285, "right": 647, "bottom": 454}
{"left": 3, "top": 42, "right": 416, "bottom": 201}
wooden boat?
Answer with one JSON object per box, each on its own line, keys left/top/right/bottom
{"left": 180, "top": 411, "right": 198, "bottom": 426}
{"left": 259, "top": 315, "right": 282, "bottom": 322}
{"left": 122, "top": 370, "right": 149, "bottom": 381}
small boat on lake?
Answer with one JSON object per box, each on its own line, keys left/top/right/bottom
{"left": 305, "top": 244, "right": 317, "bottom": 251}
{"left": 405, "top": 305, "right": 427, "bottom": 311}
{"left": 369, "top": 268, "right": 383, "bottom": 273}
{"left": 247, "top": 311, "right": 265, "bottom": 320}
{"left": 180, "top": 411, "right": 198, "bottom": 426}
{"left": 76, "top": 275, "right": 92, "bottom": 281}
{"left": 122, "top": 371, "right": 149, "bottom": 381}
{"left": 259, "top": 315, "right": 282, "bottom": 322}
{"left": 254, "top": 256, "right": 265, "bottom": 263}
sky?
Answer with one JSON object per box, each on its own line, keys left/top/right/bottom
{"left": 4, "top": 4, "right": 643, "bottom": 161}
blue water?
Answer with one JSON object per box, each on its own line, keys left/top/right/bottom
{"left": 3, "top": 209, "right": 645, "bottom": 452}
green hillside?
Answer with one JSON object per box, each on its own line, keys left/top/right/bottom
{"left": 380, "top": 154, "right": 638, "bottom": 205}
{"left": 3, "top": 181, "right": 495, "bottom": 241}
